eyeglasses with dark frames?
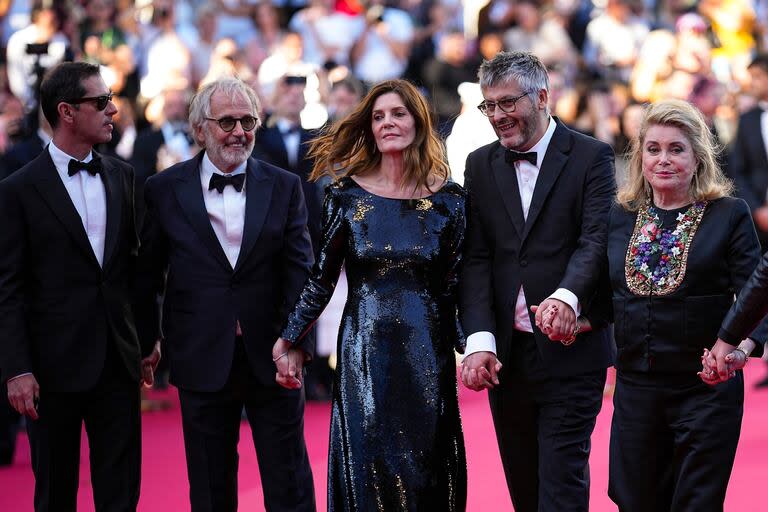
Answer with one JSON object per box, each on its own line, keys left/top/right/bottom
{"left": 477, "top": 92, "right": 531, "bottom": 117}
{"left": 65, "top": 92, "right": 114, "bottom": 111}
{"left": 205, "top": 116, "right": 258, "bottom": 132}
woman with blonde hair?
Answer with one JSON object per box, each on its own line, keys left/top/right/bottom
{"left": 605, "top": 99, "right": 766, "bottom": 510}
{"left": 273, "top": 79, "right": 467, "bottom": 510}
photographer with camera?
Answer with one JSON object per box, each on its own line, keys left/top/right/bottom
{"left": 350, "top": 0, "right": 414, "bottom": 84}
{"left": 6, "top": 0, "right": 70, "bottom": 114}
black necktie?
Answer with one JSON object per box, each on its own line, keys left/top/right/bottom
{"left": 506, "top": 150, "right": 537, "bottom": 166}
{"left": 209, "top": 173, "right": 245, "bottom": 193}
{"left": 68, "top": 157, "right": 103, "bottom": 177}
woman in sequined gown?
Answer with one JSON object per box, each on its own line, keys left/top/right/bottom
{"left": 273, "top": 80, "right": 467, "bottom": 511}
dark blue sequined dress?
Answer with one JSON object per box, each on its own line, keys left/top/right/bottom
{"left": 282, "top": 177, "right": 467, "bottom": 511}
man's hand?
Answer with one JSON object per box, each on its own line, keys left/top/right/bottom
{"left": 708, "top": 338, "right": 739, "bottom": 381}
{"left": 273, "top": 337, "right": 304, "bottom": 390}
{"left": 141, "top": 340, "right": 162, "bottom": 388}
{"left": 461, "top": 351, "right": 502, "bottom": 391}
{"left": 534, "top": 298, "right": 576, "bottom": 342}
{"left": 754, "top": 205, "right": 768, "bottom": 232}
{"left": 7, "top": 374, "right": 39, "bottom": 420}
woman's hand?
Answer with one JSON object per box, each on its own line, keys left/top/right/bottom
{"left": 698, "top": 339, "right": 753, "bottom": 385}
{"left": 272, "top": 337, "right": 305, "bottom": 389}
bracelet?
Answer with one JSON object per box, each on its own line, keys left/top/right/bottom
{"left": 560, "top": 322, "right": 582, "bottom": 347}
{"left": 272, "top": 352, "right": 288, "bottom": 363}
{"left": 733, "top": 348, "right": 748, "bottom": 361}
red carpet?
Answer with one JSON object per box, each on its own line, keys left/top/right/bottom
{"left": 1, "top": 363, "right": 767, "bottom": 511}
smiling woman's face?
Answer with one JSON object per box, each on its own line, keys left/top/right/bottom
{"left": 642, "top": 123, "right": 697, "bottom": 198}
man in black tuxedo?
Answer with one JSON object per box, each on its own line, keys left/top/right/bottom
{"left": 252, "top": 75, "right": 321, "bottom": 251}
{"left": 459, "top": 51, "right": 615, "bottom": 512}
{"left": 134, "top": 76, "right": 316, "bottom": 512}
{"left": 0, "top": 62, "right": 159, "bottom": 511}
{"left": 727, "top": 53, "right": 768, "bottom": 387}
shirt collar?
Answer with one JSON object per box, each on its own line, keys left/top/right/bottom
{"left": 48, "top": 141, "right": 94, "bottom": 179}
{"left": 524, "top": 116, "right": 556, "bottom": 168}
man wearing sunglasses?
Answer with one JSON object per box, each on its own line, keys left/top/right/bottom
{"left": 0, "top": 61, "right": 155, "bottom": 511}
{"left": 459, "top": 51, "right": 616, "bottom": 511}
{"left": 133, "top": 76, "right": 316, "bottom": 511}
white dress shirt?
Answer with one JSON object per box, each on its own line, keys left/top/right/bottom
{"left": 276, "top": 118, "right": 301, "bottom": 168}
{"left": 464, "top": 117, "right": 581, "bottom": 357}
{"left": 199, "top": 153, "right": 247, "bottom": 269}
{"left": 200, "top": 153, "right": 247, "bottom": 335}
{"left": 49, "top": 141, "right": 107, "bottom": 267}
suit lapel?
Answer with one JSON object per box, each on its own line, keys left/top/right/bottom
{"left": 521, "top": 120, "right": 571, "bottom": 242}
{"left": 31, "top": 149, "right": 101, "bottom": 267}
{"left": 234, "top": 159, "right": 274, "bottom": 273}
{"left": 490, "top": 145, "right": 525, "bottom": 238}
{"left": 173, "top": 155, "right": 233, "bottom": 272}
{"left": 99, "top": 152, "right": 122, "bottom": 271}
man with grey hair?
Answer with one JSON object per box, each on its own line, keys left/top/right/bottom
{"left": 459, "top": 51, "right": 616, "bottom": 511}
{"left": 134, "top": 76, "right": 316, "bottom": 511}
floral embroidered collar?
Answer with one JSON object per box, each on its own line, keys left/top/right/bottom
{"left": 625, "top": 200, "right": 708, "bottom": 296}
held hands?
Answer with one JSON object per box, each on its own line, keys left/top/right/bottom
{"left": 460, "top": 351, "right": 502, "bottom": 391}
{"left": 141, "top": 340, "right": 162, "bottom": 388}
{"left": 698, "top": 338, "right": 749, "bottom": 386}
{"left": 7, "top": 374, "right": 40, "bottom": 420}
{"left": 272, "top": 337, "right": 305, "bottom": 390}
{"left": 532, "top": 299, "right": 578, "bottom": 344}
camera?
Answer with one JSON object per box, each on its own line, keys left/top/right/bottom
{"left": 25, "top": 43, "right": 49, "bottom": 56}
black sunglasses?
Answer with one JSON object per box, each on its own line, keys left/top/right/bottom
{"left": 205, "top": 115, "right": 258, "bottom": 132}
{"left": 66, "top": 92, "right": 114, "bottom": 111}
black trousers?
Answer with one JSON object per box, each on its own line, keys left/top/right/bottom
{"left": 608, "top": 370, "right": 743, "bottom": 512}
{"left": 489, "top": 331, "right": 605, "bottom": 512}
{"left": 0, "top": 380, "right": 20, "bottom": 465}
{"left": 26, "top": 340, "right": 141, "bottom": 512}
{"left": 178, "top": 338, "right": 316, "bottom": 512}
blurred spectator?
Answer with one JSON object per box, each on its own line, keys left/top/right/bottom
{"left": 289, "top": 0, "right": 360, "bottom": 69}
{"left": 257, "top": 30, "right": 316, "bottom": 101}
{"left": 700, "top": 0, "right": 756, "bottom": 84}
{"left": 183, "top": 2, "right": 219, "bottom": 87}
{"left": 213, "top": 0, "right": 258, "bottom": 47}
{"left": 445, "top": 81, "right": 496, "bottom": 183}
{"left": 6, "top": 0, "right": 71, "bottom": 112}
{"left": 0, "top": 102, "right": 50, "bottom": 180}
{"left": 251, "top": 1, "right": 286, "bottom": 55}
{"left": 350, "top": 0, "right": 413, "bottom": 85}
{"left": 104, "top": 95, "right": 138, "bottom": 161}
{"left": 406, "top": 0, "right": 456, "bottom": 84}
{"left": 583, "top": 0, "right": 650, "bottom": 83}
{"left": 252, "top": 74, "right": 322, "bottom": 250}
{"left": 477, "top": 0, "right": 516, "bottom": 38}
{"left": 422, "top": 30, "right": 476, "bottom": 136}
{"left": 504, "top": 0, "right": 578, "bottom": 83}
{"left": 326, "top": 75, "right": 364, "bottom": 123}
{"left": 138, "top": 0, "right": 192, "bottom": 100}
{"left": 630, "top": 28, "right": 677, "bottom": 102}
{"left": 613, "top": 101, "right": 644, "bottom": 186}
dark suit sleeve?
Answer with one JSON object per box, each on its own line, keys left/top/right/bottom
{"left": 727, "top": 120, "right": 762, "bottom": 212}
{"left": 459, "top": 155, "right": 497, "bottom": 336}
{"left": 133, "top": 177, "right": 169, "bottom": 357}
{"left": 0, "top": 180, "right": 32, "bottom": 381}
{"left": 558, "top": 143, "right": 616, "bottom": 304}
{"left": 281, "top": 185, "right": 345, "bottom": 348}
{"left": 718, "top": 201, "right": 768, "bottom": 354}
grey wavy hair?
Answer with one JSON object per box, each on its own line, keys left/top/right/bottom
{"left": 188, "top": 77, "right": 262, "bottom": 148}
{"left": 478, "top": 51, "right": 550, "bottom": 114}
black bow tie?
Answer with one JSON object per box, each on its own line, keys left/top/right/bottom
{"left": 506, "top": 150, "right": 537, "bottom": 166}
{"left": 209, "top": 172, "right": 245, "bottom": 193}
{"left": 282, "top": 124, "right": 300, "bottom": 136}
{"left": 68, "top": 157, "right": 103, "bottom": 177}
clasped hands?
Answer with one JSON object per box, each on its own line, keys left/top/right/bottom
{"left": 698, "top": 338, "right": 750, "bottom": 386}
{"left": 272, "top": 337, "right": 306, "bottom": 390}
{"left": 461, "top": 299, "right": 576, "bottom": 392}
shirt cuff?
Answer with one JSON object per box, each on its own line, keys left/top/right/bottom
{"left": 463, "top": 331, "right": 496, "bottom": 358}
{"left": 549, "top": 288, "right": 580, "bottom": 317}
{"left": 7, "top": 372, "right": 32, "bottom": 382}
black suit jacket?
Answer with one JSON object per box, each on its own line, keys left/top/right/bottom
{"left": 251, "top": 124, "right": 322, "bottom": 251}
{"left": 728, "top": 108, "right": 768, "bottom": 216}
{"left": 135, "top": 152, "right": 314, "bottom": 392}
{"left": 460, "top": 119, "right": 616, "bottom": 377}
{"left": 0, "top": 134, "right": 45, "bottom": 181}
{"left": 608, "top": 198, "right": 767, "bottom": 372}
{"left": 0, "top": 148, "right": 144, "bottom": 390}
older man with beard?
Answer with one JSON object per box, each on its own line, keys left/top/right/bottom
{"left": 134, "top": 76, "right": 316, "bottom": 512}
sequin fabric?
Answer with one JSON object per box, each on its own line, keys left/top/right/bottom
{"left": 283, "top": 177, "right": 468, "bottom": 511}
